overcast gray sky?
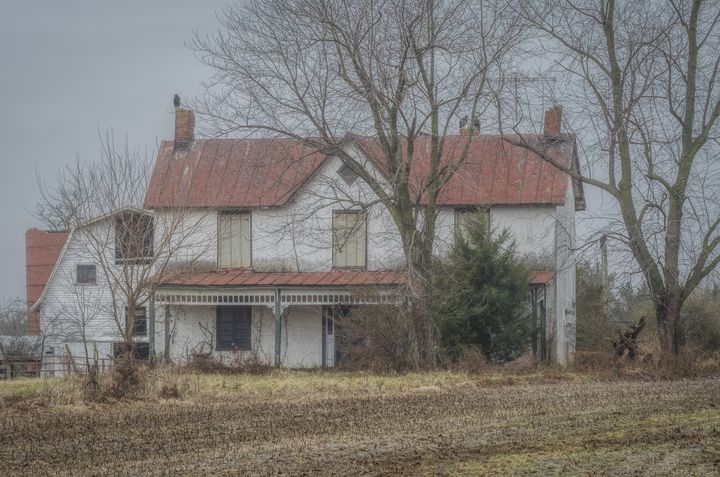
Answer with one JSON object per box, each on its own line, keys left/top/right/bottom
{"left": 0, "top": 1, "right": 229, "bottom": 301}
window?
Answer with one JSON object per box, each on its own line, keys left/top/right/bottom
{"left": 337, "top": 164, "right": 358, "bottom": 186}
{"left": 125, "top": 306, "right": 147, "bottom": 337}
{"left": 455, "top": 207, "right": 490, "bottom": 240}
{"left": 216, "top": 307, "right": 252, "bottom": 351}
{"left": 332, "top": 211, "right": 367, "bottom": 268}
{"left": 115, "top": 211, "right": 154, "bottom": 264}
{"left": 76, "top": 264, "right": 97, "bottom": 285}
{"left": 218, "top": 212, "right": 251, "bottom": 268}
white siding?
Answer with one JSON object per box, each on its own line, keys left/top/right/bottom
{"left": 158, "top": 304, "right": 322, "bottom": 368}
{"left": 38, "top": 146, "right": 578, "bottom": 367}
{"left": 39, "top": 222, "right": 130, "bottom": 362}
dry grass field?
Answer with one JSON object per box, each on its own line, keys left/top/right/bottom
{"left": 1, "top": 370, "right": 719, "bottom": 476}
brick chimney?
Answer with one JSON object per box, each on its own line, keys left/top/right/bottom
{"left": 543, "top": 105, "right": 562, "bottom": 136}
{"left": 459, "top": 116, "right": 480, "bottom": 136}
{"left": 174, "top": 104, "right": 195, "bottom": 150}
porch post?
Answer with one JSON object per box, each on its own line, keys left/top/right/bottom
{"left": 148, "top": 295, "right": 156, "bottom": 361}
{"left": 164, "top": 305, "right": 171, "bottom": 364}
{"left": 274, "top": 288, "right": 282, "bottom": 367}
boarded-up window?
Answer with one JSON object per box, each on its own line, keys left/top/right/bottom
{"left": 332, "top": 211, "right": 367, "bottom": 268}
{"left": 115, "top": 211, "right": 154, "bottom": 264}
{"left": 218, "top": 212, "right": 251, "bottom": 268}
{"left": 216, "top": 307, "right": 252, "bottom": 351}
{"left": 76, "top": 264, "right": 97, "bottom": 285}
{"left": 455, "top": 208, "right": 490, "bottom": 240}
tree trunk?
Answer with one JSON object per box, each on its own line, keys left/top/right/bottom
{"left": 656, "top": 296, "right": 681, "bottom": 355}
{"left": 405, "top": 248, "right": 437, "bottom": 370}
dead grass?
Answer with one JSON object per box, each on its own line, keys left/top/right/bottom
{"left": 0, "top": 369, "right": 719, "bottom": 476}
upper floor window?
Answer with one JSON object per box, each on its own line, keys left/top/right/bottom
{"left": 455, "top": 207, "right": 490, "bottom": 241}
{"left": 76, "top": 264, "right": 97, "bottom": 285}
{"left": 115, "top": 211, "right": 154, "bottom": 264}
{"left": 332, "top": 211, "right": 367, "bottom": 268}
{"left": 218, "top": 212, "right": 251, "bottom": 268}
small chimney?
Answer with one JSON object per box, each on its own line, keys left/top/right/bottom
{"left": 459, "top": 115, "right": 480, "bottom": 136}
{"left": 174, "top": 96, "right": 195, "bottom": 150}
{"left": 543, "top": 105, "right": 562, "bottom": 136}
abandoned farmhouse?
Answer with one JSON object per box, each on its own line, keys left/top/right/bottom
{"left": 25, "top": 106, "right": 584, "bottom": 369}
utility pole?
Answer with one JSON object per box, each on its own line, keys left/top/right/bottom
{"left": 600, "top": 234, "right": 610, "bottom": 317}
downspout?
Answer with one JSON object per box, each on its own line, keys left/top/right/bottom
{"left": 274, "top": 288, "right": 282, "bottom": 367}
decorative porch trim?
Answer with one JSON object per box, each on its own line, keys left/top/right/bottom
{"left": 154, "top": 289, "right": 276, "bottom": 307}
{"left": 154, "top": 287, "right": 400, "bottom": 311}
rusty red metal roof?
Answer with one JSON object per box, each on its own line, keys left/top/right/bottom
{"left": 144, "top": 135, "right": 581, "bottom": 210}
{"left": 355, "top": 135, "right": 577, "bottom": 207}
{"left": 25, "top": 229, "right": 69, "bottom": 335}
{"left": 529, "top": 270, "right": 555, "bottom": 285}
{"left": 144, "top": 139, "right": 328, "bottom": 208}
{"left": 158, "top": 269, "right": 407, "bottom": 288}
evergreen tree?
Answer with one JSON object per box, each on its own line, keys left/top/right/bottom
{"left": 434, "top": 213, "right": 531, "bottom": 362}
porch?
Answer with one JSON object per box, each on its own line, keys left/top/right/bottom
{"left": 153, "top": 270, "right": 405, "bottom": 368}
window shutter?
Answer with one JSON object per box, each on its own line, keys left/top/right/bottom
{"left": 219, "top": 214, "right": 232, "bottom": 267}
{"left": 333, "top": 212, "right": 366, "bottom": 268}
{"left": 216, "top": 307, "right": 252, "bottom": 350}
{"left": 219, "top": 213, "right": 251, "bottom": 268}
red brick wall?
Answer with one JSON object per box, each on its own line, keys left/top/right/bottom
{"left": 25, "top": 229, "right": 68, "bottom": 335}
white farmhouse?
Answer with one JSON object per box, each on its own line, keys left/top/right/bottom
{"left": 27, "top": 106, "right": 584, "bottom": 368}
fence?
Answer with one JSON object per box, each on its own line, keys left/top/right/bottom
{"left": 0, "top": 355, "right": 115, "bottom": 380}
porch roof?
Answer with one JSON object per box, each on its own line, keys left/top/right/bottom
{"left": 157, "top": 269, "right": 407, "bottom": 288}
{"left": 529, "top": 270, "right": 555, "bottom": 285}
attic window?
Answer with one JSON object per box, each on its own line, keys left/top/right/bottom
{"left": 337, "top": 164, "right": 358, "bottom": 186}
{"left": 115, "top": 211, "right": 154, "bottom": 264}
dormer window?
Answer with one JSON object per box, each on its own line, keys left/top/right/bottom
{"left": 337, "top": 164, "right": 358, "bottom": 186}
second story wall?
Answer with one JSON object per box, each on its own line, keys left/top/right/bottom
{"left": 158, "top": 153, "right": 567, "bottom": 274}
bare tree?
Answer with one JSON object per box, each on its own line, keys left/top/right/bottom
{"left": 506, "top": 0, "right": 720, "bottom": 354}
{"left": 35, "top": 132, "right": 214, "bottom": 367}
{"left": 191, "top": 0, "right": 523, "bottom": 367}
{"left": 0, "top": 297, "right": 26, "bottom": 336}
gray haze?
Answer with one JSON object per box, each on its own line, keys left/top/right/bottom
{"left": 0, "top": 1, "right": 228, "bottom": 301}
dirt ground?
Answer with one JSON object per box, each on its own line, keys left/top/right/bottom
{"left": 1, "top": 374, "right": 719, "bottom": 476}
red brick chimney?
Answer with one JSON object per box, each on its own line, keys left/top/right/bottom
{"left": 174, "top": 104, "right": 195, "bottom": 150}
{"left": 543, "top": 105, "right": 562, "bottom": 136}
{"left": 459, "top": 116, "right": 480, "bottom": 136}
{"left": 25, "top": 229, "right": 69, "bottom": 335}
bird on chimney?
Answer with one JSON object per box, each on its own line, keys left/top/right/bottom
{"left": 173, "top": 94, "right": 181, "bottom": 108}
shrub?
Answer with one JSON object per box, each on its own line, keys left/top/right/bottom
{"left": 109, "top": 354, "right": 145, "bottom": 399}
{"left": 335, "top": 305, "right": 417, "bottom": 372}
{"left": 575, "top": 261, "right": 617, "bottom": 351}
{"left": 433, "top": 212, "right": 531, "bottom": 363}
{"left": 679, "top": 289, "right": 720, "bottom": 351}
